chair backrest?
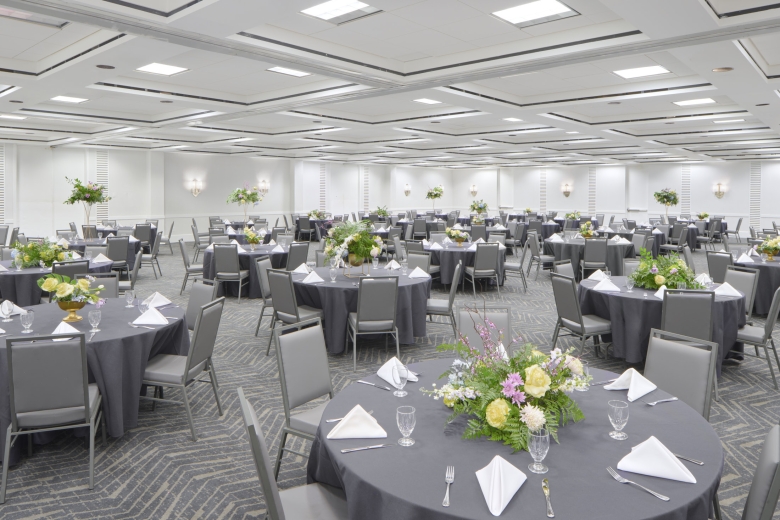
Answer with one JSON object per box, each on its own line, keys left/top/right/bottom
{"left": 475, "top": 243, "right": 499, "bottom": 271}
{"left": 314, "top": 250, "right": 328, "bottom": 267}
{"left": 406, "top": 251, "right": 431, "bottom": 273}
{"left": 656, "top": 224, "right": 670, "bottom": 236}
{"left": 710, "top": 218, "right": 723, "bottom": 236}
{"left": 404, "top": 222, "right": 413, "bottom": 240}
{"left": 630, "top": 233, "right": 645, "bottom": 252}
{"left": 8, "top": 227, "right": 18, "bottom": 246}
{"left": 681, "top": 245, "right": 695, "bottom": 274}
{"left": 56, "top": 229, "right": 72, "bottom": 239}
{"left": 668, "top": 216, "right": 678, "bottom": 226}
{"left": 82, "top": 225, "right": 98, "bottom": 239}
{"left": 134, "top": 223, "right": 152, "bottom": 242}
{"left": 79, "top": 272, "right": 118, "bottom": 298}
{"left": 299, "top": 216, "right": 311, "bottom": 231}
{"left": 52, "top": 260, "right": 90, "bottom": 280}
{"left": 528, "top": 220, "right": 542, "bottom": 235}
{"left": 742, "top": 423, "right": 780, "bottom": 520}
{"left": 186, "top": 297, "right": 225, "bottom": 377}
{"left": 285, "top": 242, "right": 309, "bottom": 271}
{"left": 645, "top": 329, "right": 717, "bottom": 420}
{"left": 488, "top": 233, "right": 505, "bottom": 245}
{"left": 527, "top": 234, "right": 542, "bottom": 258}
{"left": 583, "top": 238, "right": 608, "bottom": 263}
{"left": 146, "top": 219, "right": 159, "bottom": 226}
{"left": 393, "top": 235, "right": 404, "bottom": 261}
{"left": 405, "top": 240, "right": 423, "bottom": 253}
{"left": 734, "top": 217, "right": 743, "bottom": 232}
{"left": 268, "top": 270, "right": 300, "bottom": 321}
{"left": 6, "top": 334, "right": 90, "bottom": 429}
{"left": 356, "top": 277, "right": 398, "bottom": 331}
{"left": 150, "top": 232, "right": 163, "bottom": 257}
{"left": 762, "top": 287, "right": 780, "bottom": 341}
{"left": 626, "top": 220, "right": 637, "bottom": 230}
{"left": 253, "top": 257, "right": 273, "bottom": 301}
{"left": 448, "top": 261, "right": 462, "bottom": 309}
{"left": 706, "top": 251, "right": 733, "bottom": 283}
{"left": 456, "top": 303, "right": 511, "bottom": 354}
{"left": 128, "top": 250, "right": 143, "bottom": 289}
{"left": 191, "top": 225, "right": 202, "bottom": 246}
{"left": 69, "top": 222, "right": 78, "bottom": 234}
{"left": 271, "top": 227, "right": 286, "bottom": 242}
{"left": 106, "top": 236, "right": 129, "bottom": 261}
{"left": 551, "top": 273, "right": 584, "bottom": 328}
{"left": 211, "top": 235, "right": 229, "bottom": 244}
{"left": 429, "top": 232, "right": 446, "bottom": 244}
{"left": 214, "top": 244, "right": 240, "bottom": 274}
{"left": 725, "top": 266, "right": 759, "bottom": 319}
{"left": 671, "top": 223, "right": 686, "bottom": 241}
{"left": 471, "top": 225, "right": 487, "bottom": 242}
{"left": 644, "top": 237, "right": 655, "bottom": 256}
{"left": 178, "top": 239, "right": 191, "bottom": 268}
{"left": 186, "top": 280, "right": 219, "bottom": 331}
{"left": 623, "top": 258, "right": 640, "bottom": 277}
{"left": 553, "top": 259, "right": 575, "bottom": 278}
{"left": 165, "top": 221, "right": 175, "bottom": 240}
{"left": 661, "top": 290, "right": 714, "bottom": 342}
{"left": 695, "top": 221, "right": 706, "bottom": 234}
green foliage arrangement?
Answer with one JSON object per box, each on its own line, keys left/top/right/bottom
{"left": 308, "top": 209, "right": 327, "bottom": 220}
{"left": 426, "top": 185, "right": 444, "bottom": 200}
{"left": 579, "top": 221, "right": 594, "bottom": 238}
{"left": 38, "top": 274, "right": 103, "bottom": 303}
{"left": 629, "top": 249, "right": 702, "bottom": 290}
{"left": 227, "top": 184, "right": 263, "bottom": 222}
{"left": 64, "top": 177, "right": 111, "bottom": 225}
{"left": 11, "top": 240, "right": 68, "bottom": 268}
{"left": 696, "top": 212, "right": 709, "bottom": 220}
{"left": 324, "top": 220, "right": 382, "bottom": 261}
{"left": 654, "top": 188, "right": 679, "bottom": 208}
{"left": 470, "top": 199, "right": 489, "bottom": 213}
{"left": 565, "top": 211, "right": 581, "bottom": 220}
{"left": 375, "top": 206, "right": 390, "bottom": 218}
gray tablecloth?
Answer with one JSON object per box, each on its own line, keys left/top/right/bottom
{"left": 735, "top": 259, "right": 780, "bottom": 315}
{"left": 202, "top": 245, "right": 288, "bottom": 298}
{"left": 0, "top": 298, "right": 189, "bottom": 465}
{"left": 0, "top": 259, "right": 114, "bottom": 307}
{"left": 424, "top": 244, "right": 506, "bottom": 285}
{"left": 541, "top": 222, "right": 561, "bottom": 239}
{"left": 579, "top": 277, "right": 746, "bottom": 370}
{"left": 69, "top": 238, "right": 142, "bottom": 270}
{"left": 554, "top": 218, "right": 600, "bottom": 229}
{"left": 307, "top": 359, "right": 723, "bottom": 520}
{"left": 292, "top": 267, "right": 430, "bottom": 354}
{"left": 544, "top": 239, "right": 635, "bottom": 276}
{"left": 96, "top": 226, "right": 157, "bottom": 251}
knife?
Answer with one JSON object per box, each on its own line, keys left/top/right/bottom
{"left": 542, "top": 478, "right": 554, "bottom": 518}
{"left": 357, "top": 380, "right": 393, "bottom": 392}
{"left": 590, "top": 378, "right": 617, "bottom": 386}
{"left": 341, "top": 444, "right": 394, "bottom": 454}
{"left": 88, "top": 331, "right": 96, "bottom": 342}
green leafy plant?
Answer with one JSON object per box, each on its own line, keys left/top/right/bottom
{"left": 375, "top": 206, "right": 389, "bottom": 218}
{"left": 308, "top": 209, "right": 327, "bottom": 220}
{"left": 696, "top": 212, "right": 709, "bottom": 220}
{"left": 654, "top": 188, "right": 679, "bottom": 216}
{"left": 470, "top": 199, "right": 488, "bottom": 213}
{"left": 64, "top": 177, "right": 111, "bottom": 225}
{"left": 324, "top": 220, "right": 382, "bottom": 261}
{"left": 565, "top": 211, "right": 580, "bottom": 220}
{"left": 243, "top": 227, "right": 261, "bottom": 245}
{"left": 11, "top": 240, "right": 68, "bottom": 268}
{"left": 757, "top": 237, "right": 780, "bottom": 256}
{"left": 629, "top": 249, "right": 702, "bottom": 290}
{"left": 426, "top": 185, "right": 444, "bottom": 200}
{"left": 227, "top": 184, "right": 263, "bottom": 222}
{"left": 445, "top": 227, "right": 470, "bottom": 241}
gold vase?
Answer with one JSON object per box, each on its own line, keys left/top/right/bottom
{"left": 58, "top": 301, "right": 86, "bottom": 322}
{"left": 250, "top": 243, "right": 256, "bottom": 251}
{"left": 456, "top": 238, "right": 465, "bottom": 247}
{"left": 348, "top": 253, "right": 364, "bottom": 267}
{"left": 768, "top": 254, "right": 775, "bottom": 262}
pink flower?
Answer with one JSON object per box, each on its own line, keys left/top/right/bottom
{"left": 501, "top": 372, "right": 526, "bottom": 406}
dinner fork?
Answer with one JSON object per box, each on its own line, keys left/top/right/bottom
{"left": 607, "top": 467, "right": 669, "bottom": 501}
{"left": 442, "top": 465, "right": 454, "bottom": 507}
{"left": 128, "top": 322, "right": 155, "bottom": 330}
{"left": 644, "top": 397, "right": 678, "bottom": 406}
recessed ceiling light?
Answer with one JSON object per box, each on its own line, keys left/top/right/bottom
{"left": 713, "top": 119, "right": 745, "bottom": 123}
{"left": 136, "top": 63, "right": 188, "bottom": 76}
{"left": 613, "top": 65, "right": 670, "bottom": 79}
{"left": 414, "top": 98, "right": 441, "bottom": 104}
{"left": 493, "top": 0, "right": 576, "bottom": 28}
{"left": 267, "top": 66, "right": 311, "bottom": 77}
{"left": 673, "top": 98, "right": 715, "bottom": 106}
{"left": 9, "top": 100, "right": 21, "bottom": 103}
{"left": 301, "top": 0, "right": 381, "bottom": 23}
{"left": 96, "top": 64, "right": 115, "bottom": 70}
{"left": 712, "top": 67, "right": 733, "bottom": 72}
{"left": 504, "top": 117, "right": 522, "bottom": 122}
{"left": 566, "top": 131, "right": 579, "bottom": 134}
{"left": 51, "top": 96, "right": 87, "bottom": 103}
{"left": 160, "top": 100, "right": 173, "bottom": 103}
{"left": 0, "top": 114, "right": 25, "bottom": 120}
{"left": 608, "top": 101, "right": 621, "bottom": 105}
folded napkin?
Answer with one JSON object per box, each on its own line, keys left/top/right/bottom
{"left": 594, "top": 279, "right": 621, "bottom": 292}
{"left": 588, "top": 269, "right": 606, "bottom": 281}
{"left": 385, "top": 260, "right": 401, "bottom": 270}
{"left": 430, "top": 242, "right": 443, "bottom": 250}
{"left": 422, "top": 239, "right": 430, "bottom": 246}
{"left": 302, "top": 271, "right": 325, "bottom": 284}
{"left": 574, "top": 233, "right": 583, "bottom": 239}
{"left": 442, "top": 237, "right": 452, "bottom": 244}
{"left": 653, "top": 228, "right": 664, "bottom": 234}
{"left": 230, "top": 239, "right": 245, "bottom": 251}
{"left": 226, "top": 226, "right": 236, "bottom": 234}
{"left": 694, "top": 273, "right": 712, "bottom": 285}
{"left": 617, "top": 436, "right": 696, "bottom": 483}
{"left": 272, "top": 245, "right": 284, "bottom": 253}
{"left": 52, "top": 322, "right": 80, "bottom": 341}
{"left": 205, "top": 244, "right": 214, "bottom": 251}
{"left": 737, "top": 253, "right": 754, "bottom": 263}
{"left": 327, "top": 404, "right": 387, "bottom": 440}
{"left": 603, "top": 226, "right": 614, "bottom": 232}
{"left": 497, "top": 242, "right": 506, "bottom": 250}
{"left": 654, "top": 285, "right": 667, "bottom": 300}
{"left": 143, "top": 292, "right": 172, "bottom": 308}
{"left": 605, "top": 368, "right": 657, "bottom": 402}
{"left": 617, "top": 237, "right": 632, "bottom": 245}
{"left": 555, "top": 212, "right": 561, "bottom": 218}
{"left": 549, "top": 234, "right": 564, "bottom": 243}
{"left": 494, "top": 224, "right": 506, "bottom": 230}
{"left": 70, "top": 251, "right": 82, "bottom": 259}
{"left": 688, "top": 224, "right": 698, "bottom": 228}
{"left": 10, "top": 304, "right": 26, "bottom": 315}
{"left": 477, "top": 455, "right": 527, "bottom": 516}
{"left": 93, "top": 253, "right": 111, "bottom": 263}
{"left": 377, "top": 356, "right": 419, "bottom": 389}
{"left": 748, "top": 247, "right": 758, "bottom": 257}
{"left": 128, "top": 237, "right": 139, "bottom": 243}
{"left": 408, "top": 266, "right": 430, "bottom": 279}
{"left": 57, "top": 238, "right": 70, "bottom": 247}
{"left": 104, "top": 225, "right": 113, "bottom": 230}
{"left": 102, "top": 239, "right": 107, "bottom": 245}
{"left": 468, "top": 243, "right": 478, "bottom": 251}
{"left": 268, "top": 239, "right": 277, "bottom": 245}
{"left": 223, "top": 219, "right": 230, "bottom": 224}
{"left": 292, "top": 263, "right": 311, "bottom": 274}
{"left": 247, "top": 220, "right": 254, "bottom": 226}
{"left": 453, "top": 224, "right": 463, "bottom": 229}
{"left": 474, "top": 238, "right": 485, "bottom": 244}
{"left": 134, "top": 308, "right": 168, "bottom": 325}
{"left": 0, "top": 264, "right": 7, "bottom": 272}
{"left": 715, "top": 282, "right": 742, "bottom": 297}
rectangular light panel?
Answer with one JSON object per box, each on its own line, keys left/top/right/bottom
{"left": 414, "top": 98, "right": 441, "bottom": 104}
{"left": 613, "top": 65, "right": 670, "bottom": 79}
{"left": 267, "top": 66, "right": 311, "bottom": 77}
{"left": 51, "top": 96, "right": 87, "bottom": 103}
{"left": 673, "top": 98, "right": 715, "bottom": 106}
{"left": 301, "top": 0, "right": 381, "bottom": 24}
{"left": 136, "top": 63, "right": 188, "bottom": 76}
{"left": 493, "top": 0, "right": 577, "bottom": 28}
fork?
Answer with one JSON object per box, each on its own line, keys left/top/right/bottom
{"left": 128, "top": 322, "right": 155, "bottom": 330}
{"left": 442, "top": 465, "right": 455, "bottom": 507}
{"left": 607, "top": 467, "right": 669, "bottom": 501}
{"left": 644, "top": 397, "right": 678, "bottom": 406}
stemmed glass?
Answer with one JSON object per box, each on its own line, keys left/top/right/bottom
{"left": 19, "top": 310, "right": 34, "bottom": 334}
{"left": 329, "top": 267, "right": 337, "bottom": 283}
{"left": 0, "top": 300, "right": 12, "bottom": 322}
{"left": 608, "top": 400, "right": 629, "bottom": 440}
{"left": 528, "top": 428, "right": 550, "bottom": 474}
{"left": 396, "top": 406, "right": 416, "bottom": 447}
{"left": 677, "top": 282, "right": 687, "bottom": 290}
{"left": 125, "top": 290, "right": 135, "bottom": 308}
{"left": 625, "top": 278, "right": 634, "bottom": 293}
{"left": 604, "top": 269, "right": 611, "bottom": 281}
{"left": 39, "top": 260, "right": 47, "bottom": 272}
{"left": 574, "top": 360, "right": 589, "bottom": 392}
{"left": 14, "top": 255, "right": 22, "bottom": 271}
{"left": 401, "top": 261, "right": 408, "bottom": 276}
{"left": 138, "top": 301, "right": 149, "bottom": 315}
{"left": 88, "top": 310, "right": 101, "bottom": 332}
{"left": 391, "top": 365, "right": 409, "bottom": 397}
{"left": 372, "top": 256, "right": 379, "bottom": 270}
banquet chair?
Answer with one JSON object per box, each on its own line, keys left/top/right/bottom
{"left": 271, "top": 319, "right": 334, "bottom": 479}
{"left": 456, "top": 302, "right": 512, "bottom": 355}
{"left": 186, "top": 280, "right": 218, "bottom": 333}
{"left": 697, "top": 222, "right": 719, "bottom": 251}
{"left": 392, "top": 235, "right": 404, "bottom": 261}
{"left": 78, "top": 272, "right": 118, "bottom": 298}
{"left": 464, "top": 243, "right": 500, "bottom": 297}
{"left": 429, "top": 232, "right": 446, "bottom": 244}
{"left": 0, "top": 247, "right": 12, "bottom": 260}
{"left": 26, "top": 237, "right": 44, "bottom": 244}
{"left": 0, "top": 334, "right": 106, "bottom": 503}
{"left": 631, "top": 233, "right": 646, "bottom": 257}
{"left": 347, "top": 277, "right": 399, "bottom": 371}
{"left": 660, "top": 226, "right": 688, "bottom": 255}
{"left": 213, "top": 244, "right": 250, "bottom": 304}
{"left": 503, "top": 240, "right": 528, "bottom": 292}
{"left": 471, "top": 225, "right": 487, "bottom": 242}
{"left": 725, "top": 266, "right": 759, "bottom": 322}
{"left": 286, "top": 242, "right": 309, "bottom": 271}
{"left": 405, "top": 240, "right": 424, "bottom": 254}
{"left": 551, "top": 273, "right": 612, "bottom": 357}
{"left": 526, "top": 236, "right": 555, "bottom": 280}
{"left": 736, "top": 286, "right": 780, "bottom": 390}
{"left": 723, "top": 217, "right": 743, "bottom": 244}
{"left": 116, "top": 229, "right": 132, "bottom": 237}
{"left": 15, "top": 234, "right": 26, "bottom": 245}
{"left": 192, "top": 218, "right": 210, "bottom": 243}
{"left": 655, "top": 224, "right": 670, "bottom": 236}
{"left": 596, "top": 214, "right": 605, "bottom": 226}
{"left": 284, "top": 215, "right": 292, "bottom": 231}
{"left": 623, "top": 258, "right": 640, "bottom": 277}
{"left": 237, "top": 388, "right": 347, "bottom": 520}
{"left": 69, "top": 222, "right": 79, "bottom": 236}
{"left": 298, "top": 217, "right": 314, "bottom": 241}
{"left": 426, "top": 261, "right": 461, "bottom": 337}
{"left": 315, "top": 250, "right": 328, "bottom": 267}
{"left": 82, "top": 225, "right": 98, "bottom": 239}
{"left": 553, "top": 259, "right": 575, "bottom": 278}
{"left": 133, "top": 223, "right": 152, "bottom": 250}
{"left": 645, "top": 329, "right": 717, "bottom": 421}
{"left": 158, "top": 221, "right": 175, "bottom": 254}
{"left": 265, "top": 270, "right": 323, "bottom": 355}
{"left": 8, "top": 227, "right": 18, "bottom": 246}
{"left": 564, "top": 219, "right": 575, "bottom": 231}
{"left": 579, "top": 238, "right": 608, "bottom": 280}
{"left": 695, "top": 220, "right": 707, "bottom": 236}
{"left": 386, "top": 227, "right": 402, "bottom": 257}
{"left": 412, "top": 219, "right": 427, "bottom": 240}
{"left": 763, "top": 229, "right": 779, "bottom": 239}
{"left": 661, "top": 290, "right": 714, "bottom": 345}
{"left": 140, "top": 232, "right": 163, "bottom": 279}
{"left": 407, "top": 250, "right": 440, "bottom": 280}
{"left": 101, "top": 219, "right": 116, "bottom": 227}
{"left": 190, "top": 226, "right": 210, "bottom": 263}
{"left": 106, "top": 236, "right": 130, "bottom": 277}
{"left": 528, "top": 220, "right": 543, "bottom": 238}
{"left": 142, "top": 297, "right": 225, "bottom": 441}
{"left": 56, "top": 229, "right": 72, "bottom": 239}
{"left": 608, "top": 215, "right": 616, "bottom": 227}
{"left": 488, "top": 233, "right": 506, "bottom": 245}
{"left": 85, "top": 245, "right": 106, "bottom": 259}
{"left": 271, "top": 227, "right": 286, "bottom": 242}
{"left": 680, "top": 214, "right": 691, "bottom": 221}
{"left": 706, "top": 251, "right": 733, "bottom": 283}
{"left": 52, "top": 259, "right": 89, "bottom": 281}
{"left": 669, "top": 223, "right": 686, "bottom": 244}
{"left": 668, "top": 216, "right": 678, "bottom": 227}
{"left": 118, "top": 251, "right": 142, "bottom": 294}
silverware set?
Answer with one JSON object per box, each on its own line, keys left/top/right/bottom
{"left": 340, "top": 444, "right": 393, "bottom": 454}
{"left": 542, "top": 478, "right": 554, "bottom": 517}
{"left": 357, "top": 380, "right": 392, "bottom": 392}
{"left": 590, "top": 378, "right": 617, "bottom": 386}
{"left": 442, "top": 466, "right": 454, "bottom": 507}
{"left": 607, "top": 467, "right": 669, "bottom": 501}
{"left": 128, "top": 322, "right": 155, "bottom": 330}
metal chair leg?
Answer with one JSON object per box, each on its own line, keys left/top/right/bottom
{"left": 551, "top": 322, "right": 561, "bottom": 350}
{"left": 266, "top": 320, "right": 276, "bottom": 356}
{"left": 182, "top": 387, "right": 197, "bottom": 441}
{"left": 764, "top": 343, "right": 778, "bottom": 390}
{"left": 273, "top": 430, "right": 288, "bottom": 480}
{"left": 209, "top": 363, "right": 223, "bottom": 416}
{"left": 1, "top": 425, "right": 11, "bottom": 504}
{"left": 255, "top": 304, "right": 267, "bottom": 336}
{"left": 712, "top": 494, "right": 722, "bottom": 520}
{"left": 89, "top": 418, "right": 95, "bottom": 489}
{"left": 180, "top": 273, "right": 189, "bottom": 295}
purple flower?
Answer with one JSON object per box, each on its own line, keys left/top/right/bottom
{"left": 96, "top": 298, "right": 106, "bottom": 308}
{"left": 650, "top": 266, "right": 658, "bottom": 274}
{"left": 670, "top": 268, "right": 678, "bottom": 274}
{"left": 85, "top": 193, "right": 90, "bottom": 199}
{"left": 501, "top": 372, "right": 526, "bottom": 405}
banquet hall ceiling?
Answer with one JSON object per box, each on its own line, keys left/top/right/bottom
{"left": 0, "top": 0, "right": 779, "bottom": 166}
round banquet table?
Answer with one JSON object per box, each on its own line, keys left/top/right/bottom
{"left": 202, "top": 244, "right": 288, "bottom": 299}
{"left": 307, "top": 358, "right": 723, "bottom": 520}
{"left": 399, "top": 220, "right": 444, "bottom": 238}
{"left": 69, "top": 238, "right": 142, "bottom": 270}
{"left": 457, "top": 217, "right": 497, "bottom": 227}
{"left": 292, "top": 266, "right": 431, "bottom": 355}
{"left": 423, "top": 243, "right": 506, "bottom": 285}
{"left": 0, "top": 298, "right": 189, "bottom": 466}
{"left": 596, "top": 231, "right": 666, "bottom": 258}
{"left": 579, "top": 277, "right": 745, "bottom": 370}
{"left": 295, "top": 218, "right": 332, "bottom": 239}
{"left": 735, "top": 257, "right": 780, "bottom": 315}
{"left": 530, "top": 222, "right": 561, "bottom": 239}
{"left": 0, "top": 259, "right": 115, "bottom": 307}
{"left": 544, "top": 238, "right": 635, "bottom": 276}
{"left": 554, "top": 218, "right": 600, "bottom": 229}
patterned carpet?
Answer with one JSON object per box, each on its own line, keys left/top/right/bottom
{"left": 1, "top": 243, "right": 778, "bottom": 519}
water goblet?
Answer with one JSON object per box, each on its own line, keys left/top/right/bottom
{"left": 329, "top": 256, "right": 338, "bottom": 269}
{"left": 329, "top": 267, "right": 337, "bottom": 283}
{"left": 528, "top": 428, "right": 550, "bottom": 474}
{"left": 125, "top": 290, "right": 135, "bottom": 308}
{"left": 88, "top": 310, "right": 101, "bottom": 332}
{"left": 604, "top": 269, "right": 611, "bottom": 280}
{"left": 14, "top": 255, "right": 22, "bottom": 271}
{"left": 677, "top": 281, "right": 687, "bottom": 290}
{"left": 372, "top": 257, "right": 379, "bottom": 270}
{"left": 396, "top": 406, "right": 416, "bottom": 447}
{"left": 138, "top": 301, "right": 149, "bottom": 315}
{"left": 608, "top": 400, "right": 629, "bottom": 440}
{"left": 19, "top": 310, "right": 34, "bottom": 334}
{"left": 391, "top": 365, "right": 409, "bottom": 397}
{"left": 401, "top": 261, "right": 408, "bottom": 276}
{"left": 762, "top": 253, "right": 768, "bottom": 263}
{"left": 0, "top": 300, "right": 13, "bottom": 322}
{"left": 626, "top": 278, "right": 634, "bottom": 293}
{"left": 39, "top": 260, "right": 46, "bottom": 272}
{"left": 85, "top": 250, "right": 92, "bottom": 261}
{"left": 574, "top": 360, "right": 589, "bottom": 392}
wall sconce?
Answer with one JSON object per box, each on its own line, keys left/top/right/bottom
{"left": 713, "top": 183, "right": 726, "bottom": 199}
{"left": 190, "top": 179, "right": 202, "bottom": 197}
{"left": 258, "top": 179, "right": 270, "bottom": 196}
{"left": 404, "top": 183, "right": 411, "bottom": 197}
{"left": 469, "top": 184, "right": 478, "bottom": 197}
{"left": 562, "top": 183, "right": 572, "bottom": 198}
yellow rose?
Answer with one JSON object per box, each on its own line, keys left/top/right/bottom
{"left": 524, "top": 365, "right": 552, "bottom": 398}
{"left": 443, "top": 396, "right": 457, "bottom": 408}
{"left": 23, "top": 255, "right": 30, "bottom": 262}
{"left": 77, "top": 279, "right": 90, "bottom": 292}
{"left": 41, "top": 278, "right": 59, "bottom": 292}
{"left": 57, "top": 252, "right": 66, "bottom": 261}
{"left": 485, "top": 398, "right": 510, "bottom": 429}
{"left": 55, "top": 283, "right": 74, "bottom": 298}
{"left": 654, "top": 275, "right": 666, "bottom": 285}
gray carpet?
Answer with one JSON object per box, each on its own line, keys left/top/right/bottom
{"left": 0, "top": 244, "right": 778, "bottom": 519}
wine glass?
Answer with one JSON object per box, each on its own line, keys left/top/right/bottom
{"left": 372, "top": 257, "right": 379, "bottom": 270}
{"left": 329, "top": 267, "right": 337, "bottom": 283}
{"left": 677, "top": 281, "right": 687, "bottom": 290}
{"left": 528, "top": 428, "right": 550, "bottom": 474}
{"left": 39, "top": 260, "right": 46, "bottom": 272}
{"left": 626, "top": 278, "right": 634, "bottom": 293}
{"left": 88, "top": 310, "right": 101, "bottom": 332}
{"left": 391, "top": 365, "right": 408, "bottom": 397}
{"left": 401, "top": 261, "right": 408, "bottom": 276}
{"left": 575, "top": 360, "right": 589, "bottom": 392}
{"left": 85, "top": 250, "right": 92, "bottom": 261}
{"left": 762, "top": 253, "right": 768, "bottom": 263}
{"left": 608, "top": 400, "right": 629, "bottom": 440}
{"left": 604, "top": 269, "right": 611, "bottom": 280}
{"left": 0, "top": 300, "right": 13, "bottom": 322}
{"left": 19, "top": 310, "right": 34, "bottom": 334}
{"left": 14, "top": 255, "right": 22, "bottom": 271}
{"left": 125, "top": 290, "right": 135, "bottom": 308}
{"left": 396, "top": 406, "right": 416, "bottom": 447}
{"left": 329, "top": 256, "right": 338, "bottom": 269}
{"left": 138, "top": 301, "right": 149, "bottom": 315}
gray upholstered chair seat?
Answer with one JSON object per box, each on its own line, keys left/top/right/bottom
{"left": 465, "top": 267, "right": 495, "bottom": 276}
{"left": 187, "top": 263, "right": 204, "bottom": 273}
{"left": 144, "top": 354, "right": 206, "bottom": 385}
{"left": 17, "top": 384, "right": 100, "bottom": 429}
{"left": 582, "top": 261, "right": 606, "bottom": 268}
{"left": 538, "top": 254, "right": 555, "bottom": 262}
{"left": 118, "top": 280, "right": 132, "bottom": 290}
{"left": 289, "top": 402, "right": 329, "bottom": 435}
{"left": 737, "top": 325, "right": 767, "bottom": 344}
{"left": 561, "top": 315, "right": 611, "bottom": 334}
{"left": 504, "top": 262, "right": 522, "bottom": 271}
{"left": 111, "top": 260, "right": 128, "bottom": 268}
{"left": 429, "top": 264, "right": 440, "bottom": 274}
{"left": 277, "top": 306, "right": 323, "bottom": 324}
{"left": 348, "top": 313, "right": 394, "bottom": 332}
{"left": 216, "top": 270, "right": 249, "bottom": 280}
{"left": 426, "top": 299, "right": 450, "bottom": 314}
{"left": 279, "top": 483, "right": 348, "bottom": 519}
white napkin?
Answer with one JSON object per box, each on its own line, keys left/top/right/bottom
{"left": 292, "top": 263, "right": 311, "bottom": 274}
{"left": 594, "top": 279, "right": 621, "bottom": 292}
{"left": 102, "top": 239, "right": 107, "bottom": 245}
{"left": 422, "top": 239, "right": 430, "bottom": 246}
{"left": 0, "top": 264, "right": 7, "bottom": 272}
{"left": 134, "top": 307, "right": 168, "bottom": 325}
{"left": 223, "top": 219, "right": 230, "bottom": 224}
{"left": 453, "top": 224, "right": 463, "bottom": 230}
{"left": 549, "top": 234, "right": 564, "bottom": 243}
{"left": 272, "top": 245, "right": 284, "bottom": 253}
{"left": 70, "top": 252, "right": 82, "bottom": 259}
{"left": 377, "top": 357, "right": 419, "bottom": 389}
{"left": 654, "top": 285, "right": 667, "bottom": 299}
{"left": 715, "top": 282, "right": 742, "bottom": 297}
{"left": 694, "top": 273, "right": 712, "bottom": 285}
{"left": 688, "top": 224, "right": 697, "bottom": 228}
{"left": 476, "top": 455, "right": 527, "bottom": 516}
{"left": 617, "top": 436, "right": 696, "bottom": 483}
{"left": 57, "top": 238, "right": 70, "bottom": 247}
{"left": 603, "top": 226, "right": 614, "bottom": 232}
{"left": 611, "top": 235, "right": 622, "bottom": 242}
{"left": 605, "top": 368, "right": 657, "bottom": 402}
{"left": 93, "top": 253, "right": 111, "bottom": 263}
{"left": 385, "top": 260, "right": 401, "bottom": 270}
{"left": 268, "top": 239, "right": 277, "bottom": 245}
{"left": 104, "top": 225, "right": 113, "bottom": 230}
{"left": 143, "top": 292, "right": 172, "bottom": 309}
{"left": 10, "top": 304, "right": 26, "bottom": 315}
{"left": 226, "top": 226, "right": 236, "bottom": 234}
{"left": 443, "top": 237, "right": 452, "bottom": 244}
{"left": 302, "top": 271, "right": 325, "bottom": 284}
{"left": 617, "top": 237, "right": 631, "bottom": 244}
{"left": 52, "top": 321, "right": 80, "bottom": 341}
{"left": 494, "top": 224, "right": 506, "bottom": 230}
{"left": 247, "top": 220, "right": 254, "bottom": 226}
{"left": 408, "top": 266, "right": 430, "bottom": 279}
{"left": 230, "top": 239, "right": 245, "bottom": 251}
{"left": 205, "top": 244, "right": 214, "bottom": 251}
{"left": 737, "top": 253, "right": 754, "bottom": 263}
{"left": 468, "top": 243, "right": 478, "bottom": 251}
{"left": 327, "top": 404, "right": 387, "bottom": 440}
{"left": 588, "top": 269, "right": 606, "bottom": 281}
{"left": 475, "top": 238, "right": 485, "bottom": 244}
{"left": 555, "top": 212, "right": 561, "bottom": 218}
{"left": 653, "top": 228, "right": 664, "bottom": 234}
{"left": 496, "top": 242, "right": 506, "bottom": 250}
{"left": 430, "top": 242, "right": 443, "bottom": 250}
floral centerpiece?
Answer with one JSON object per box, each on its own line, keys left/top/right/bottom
{"left": 629, "top": 249, "right": 702, "bottom": 289}
{"left": 525, "top": 207, "right": 532, "bottom": 214}
{"left": 227, "top": 184, "right": 263, "bottom": 223}
{"left": 696, "top": 212, "right": 709, "bottom": 220}
{"left": 579, "top": 221, "right": 594, "bottom": 238}
{"left": 421, "top": 311, "right": 589, "bottom": 452}
{"left": 375, "top": 206, "right": 390, "bottom": 218}
{"left": 654, "top": 188, "right": 679, "bottom": 217}
{"left": 244, "top": 227, "right": 261, "bottom": 250}
{"left": 446, "top": 227, "right": 470, "bottom": 246}
{"left": 426, "top": 185, "right": 444, "bottom": 210}
{"left": 64, "top": 177, "right": 111, "bottom": 226}
{"left": 470, "top": 199, "right": 488, "bottom": 214}
{"left": 11, "top": 240, "right": 68, "bottom": 269}
{"left": 564, "top": 211, "right": 580, "bottom": 220}
{"left": 324, "top": 220, "right": 382, "bottom": 268}
{"left": 38, "top": 274, "right": 105, "bottom": 322}
{"left": 758, "top": 237, "right": 780, "bottom": 261}
{"left": 308, "top": 209, "right": 327, "bottom": 220}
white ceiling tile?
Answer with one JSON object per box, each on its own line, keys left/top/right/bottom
{"left": 518, "top": 14, "right": 600, "bottom": 37}
{"left": 467, "top": 30, "right": 531, "bottom": 48}
{"left": 336, "top": 13, "right": 427, "bottom": 40}
{"left": 434, "top": 14, "right": 516, "bottom": 42}
{"left": 0, "top": 36, "right": 40, "bottom": 59}
{"left": 0, "top": 17, "right": 59, "bottom": 40}
{"left": 266, "top": 13, "right": 335, "bottom": 35}
{"left": 395, "top": 51, "right": 431, "bottom": 61}
{"left": 383, "top": 28, "right": 473, "bottom": 54}
{"left": 567, "top": 73, "right": 627, "bottom": 89}
{"left": 750, "top": 33, "right": 780, "bottom": 66}
{"left": 545, "top": 63, "right": 606, "bottom": 79}
{"left": 392, "top": 0, "right": 484, "bottom": 28}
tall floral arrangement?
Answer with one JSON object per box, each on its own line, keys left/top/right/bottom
{"left": 757, "top": 237, "right": 780, "bottom": 260}
{"left": 426, "top": 185, "right": 444, "bottom": 210}
{"left": 11, "top": 240, "right": 68, "bottom": 268}
{"left": 324, "top": 220, "right": 382, "bottom": 264}
{"left": 308, "top": 209, "right": 327, "bottom": 220}
{"left": 64, "top": 177, "right": 111, "bottom": 226}
{"left": 226, "top": 184, "right": 262, "bottom": 223}
{"left": 470, "top": 199, "right": 488, "bottom": 213}
{"left": 629, "top": 249, "right": 702, "bottom": 290}
{"left": 654, "top": 188, "right": 679, "bottom": 217}
{"left": 565, "top": 210, "right": 580, "bottom": 220}
{"left": 38, "top": 274, "right": 104, "bottom": 303}
{"left": 375, "top": 206, "right": 390, "bottom": 218}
